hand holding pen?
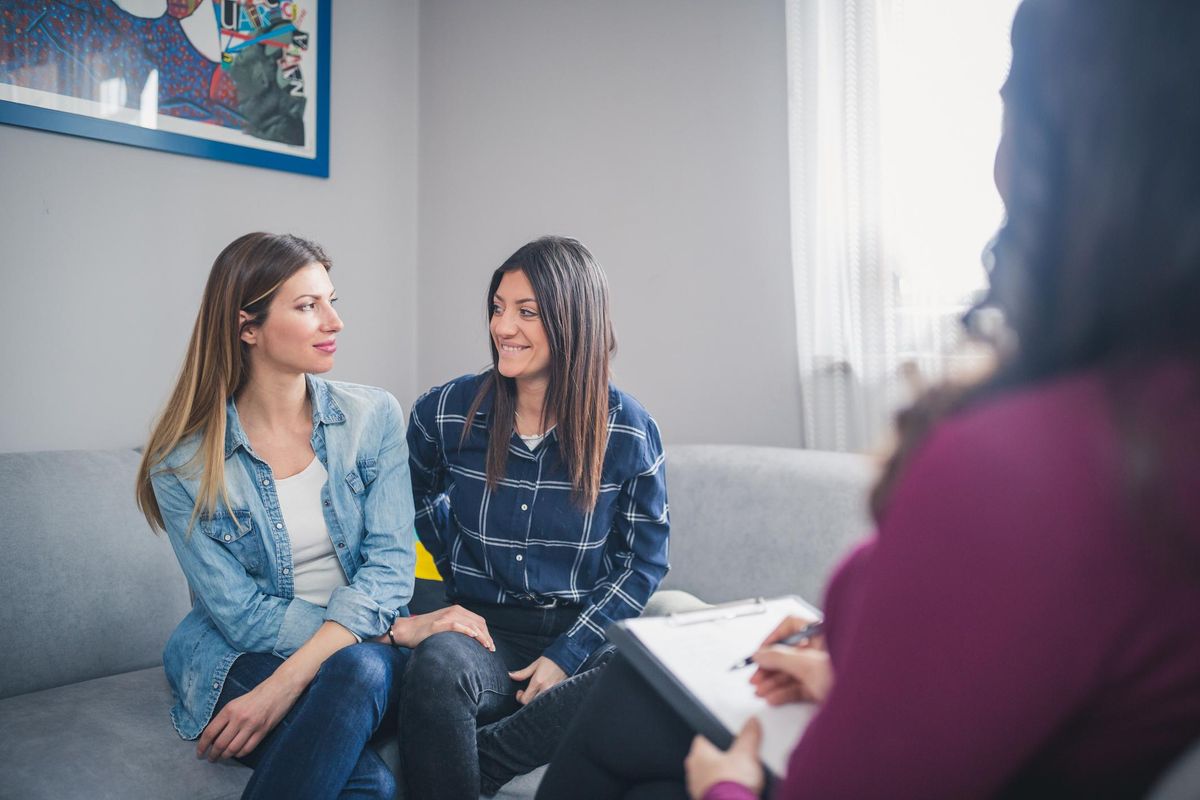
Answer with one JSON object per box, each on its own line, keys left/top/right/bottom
{"left": 740, "top": 615, "right": 834, "bottom": 706}
{"left": 730, "top": 618, "right": 824, "bottom": 670}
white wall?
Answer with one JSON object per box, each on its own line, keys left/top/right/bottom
{"left": 416, "top": 0, "right": 802, "bottom": 447}
{"left": 0, "top": 1, "right": 420, "bottom": 452}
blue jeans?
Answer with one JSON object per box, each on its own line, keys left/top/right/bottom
{"left": 399, "top": 601, "right": 616, "bottom": 800}
{"left": 213, "top": 643, "right": 407, "bottom": 800}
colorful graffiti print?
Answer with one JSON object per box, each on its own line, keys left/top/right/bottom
{"left": 1, "top": 0, "right": 312, "bottom": 145}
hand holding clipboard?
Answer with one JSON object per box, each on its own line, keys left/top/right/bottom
{"left": 606, "top": 596, "right": 822, "bottom": 777}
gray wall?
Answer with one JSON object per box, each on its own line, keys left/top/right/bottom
{"left": 416, "top": 0, "right": 802, "bottom": 446}
{"left": 0, "top": 1, "right": 419, "bottom": 452}
{"left": 1, "top": 0, "right": 802, "bottom": 452}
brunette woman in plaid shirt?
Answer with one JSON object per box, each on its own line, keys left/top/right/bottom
{"left": 400, "top": 236, "right": 671, "bottom": 799}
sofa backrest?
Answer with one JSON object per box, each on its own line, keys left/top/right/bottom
{"left": 0, "top": 444, "right": 874, "bottom": 698}
{"left": 0, "top": 449, "right": 192, "bottom": 699}
{"left": 661, "top": 445, "right": 875, "bottom": 607}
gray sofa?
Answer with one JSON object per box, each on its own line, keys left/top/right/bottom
{"left": 0, "top": 445, "right": 875, "bottom": 799}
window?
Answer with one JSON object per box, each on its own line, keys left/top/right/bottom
{"left": 786, "top": 0, "right": 1021, "bottom": 451}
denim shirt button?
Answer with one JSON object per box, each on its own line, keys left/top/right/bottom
{"left": 337, "top": 542, "right": 345, "bottom": 548}
{"left": 282, "top": 567, "right": 291, "bottom": 575}
{"left": 275, "top": 522, "right": 284, "bottom": 530}
{"left": 261, "top": 479, "right": 269, "bottom": 486}
{"left": 223, "top": 534, "right": 232, "bottom": 542}
{"left": 324, "top": 500, "right": 331, "bottom": 507}
{"left": 212, "top": 681, "right": 219, "bottom": 690}
{"left": 521, "top": 504, "right": 529, "bottom": 511}
{"left": 515, "top": 554, "right": 524, "bottom": 562}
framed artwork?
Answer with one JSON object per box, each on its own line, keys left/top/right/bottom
{"left": 0, "top": 0, "right": 330, "bottom": 177}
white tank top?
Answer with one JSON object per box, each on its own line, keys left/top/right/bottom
{"left": 275, "top": 457, "right": 348, "bottom": 607}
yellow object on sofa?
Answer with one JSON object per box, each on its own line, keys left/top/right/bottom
{"left": 415, "top": 540, "right": 442, "bottom": 581}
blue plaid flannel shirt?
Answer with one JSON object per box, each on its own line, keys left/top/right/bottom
{"left": 407, "top": 372, "right": 670, "bottom": 674}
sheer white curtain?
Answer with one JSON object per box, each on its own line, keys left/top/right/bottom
{"left": 785, "top": 0, "right": 1019, "bottom": 451}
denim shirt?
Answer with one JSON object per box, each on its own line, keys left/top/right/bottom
{"left": 151, "top": 375, "right": 416, "bottom": 740}
{"left": 408, "top": 373, "right": 670, "bottom": 675}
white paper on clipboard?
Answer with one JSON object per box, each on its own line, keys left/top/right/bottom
{"left": 617, "top": 595, "right": 821, "bottom": 777}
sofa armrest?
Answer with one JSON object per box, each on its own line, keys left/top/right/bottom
{"left": 642, "top": 589, "right": 711, "bottom": 617}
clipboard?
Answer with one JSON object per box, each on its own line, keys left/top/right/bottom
{"left": 605, "top": 595, "right": 821, "bottom": 777}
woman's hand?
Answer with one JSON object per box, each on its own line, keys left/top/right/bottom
{"left": 757, "top": 614, "right": 826, "bottom": 651}
{"left": 745, "top": 616, "right": 832, "bottom": 706}
{"left": 750, "top": 647, "right": 833, "bottom": 705}
{"left": 509, "top": 656, "right": 567, "bottom": 705}
{"left": 196, "top": 675, "right": 300, "bottom": 761}
{"left": 383, "top": 605, "right": 496, "bottom": 651}
{"left": 685, "top": 718, "right": 765, "bottom": 799}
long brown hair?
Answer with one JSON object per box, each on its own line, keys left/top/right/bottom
{"left": 135, "top": 232, "right": 332, "bottom": 532}
{"left": 464, "top": 236, "right": 616, "bottom": 508}
{"left": 872, "top": 0, "right": 1200, "bottom": 545}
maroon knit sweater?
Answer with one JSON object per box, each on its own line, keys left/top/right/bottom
{"left": 708, "top": 365, "right": 1200, "bottom": 800}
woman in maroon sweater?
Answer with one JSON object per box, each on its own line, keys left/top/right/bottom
{"left": 536, "top": 1, "right": 1200, "bottom": 798}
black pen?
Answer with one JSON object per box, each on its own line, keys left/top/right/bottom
{"left": 728, "top": 620, "right": 824, "bottom": 671}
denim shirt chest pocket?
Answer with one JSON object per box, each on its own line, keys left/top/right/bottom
{"left": 344, "top": 456, "right": 378, "bottom": 498}
{"left": 200, "top": 509, "right": 268, "bottom": 577}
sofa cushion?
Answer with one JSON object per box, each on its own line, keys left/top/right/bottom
{"left": 0, "top": 667, "right": 250, "bottom": 800}
{"left": 0, "top": 449, "right": 193, "bottom": 699}
{"left": 0, "top": 664, "right": 544, "bottom": 800}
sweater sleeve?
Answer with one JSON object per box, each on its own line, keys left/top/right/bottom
{"left": 774, "top": 414, "right": 1129, "bottom": 799}
{"left": 703, "top": 781, "right": 759, "bottom": 800}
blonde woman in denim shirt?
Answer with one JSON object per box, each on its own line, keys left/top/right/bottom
{"left": 136, "top": 232, "right": 494, "bottom": 799}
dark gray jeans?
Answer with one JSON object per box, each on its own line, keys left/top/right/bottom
{"left": 399, "top": 600, "right": 615, "bottom": 800}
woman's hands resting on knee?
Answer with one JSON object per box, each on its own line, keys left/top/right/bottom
{"left": 509, "top": 656, "right": 567, "bottom": 705}
{"left": 197, "top": 620, "right": 360, "bottom": 762}
{"left": 197, "top": 675, "right": 302, "bottom": 762}
{"left": 381, "top": 605, "right": 496, "bottom": 651}
{"left": 749, "top": 614, "right": 833, "bottom": 705}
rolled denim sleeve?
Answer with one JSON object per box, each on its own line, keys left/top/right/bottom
{"left": 544, "top": 419, "right": 671, "bottom": 675}
{"left": 152, "top": 469, "right": 325, "bottom": 657}
{"left": 324, "top": 391, "right": 417, "bottom": 639}
{"left": 406, "top": 387, "right": 453, "bottom": 576}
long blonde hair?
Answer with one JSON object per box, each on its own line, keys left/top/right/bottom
{"left": 136, "top": 232, "right": 332, "bottom": 533}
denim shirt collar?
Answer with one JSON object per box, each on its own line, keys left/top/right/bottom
{"left": 222, "top": 374, "right": 346, "bottom": 459}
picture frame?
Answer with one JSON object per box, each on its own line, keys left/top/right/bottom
{"left": 0, "top": 0, "right": 330, "bottom": 177}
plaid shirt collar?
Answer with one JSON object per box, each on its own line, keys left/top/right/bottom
{"left": 471, "top": 381, "right": 625, "bottom": 462}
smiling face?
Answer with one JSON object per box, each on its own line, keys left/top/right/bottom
{"left": 241, "top": 262, "right": 343, "bottom": 377}
{"left": 490, "top": 269, "right": 552, "bottom": 385}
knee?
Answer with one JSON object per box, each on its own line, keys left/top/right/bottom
{"left": 401, "top": 632, "right": 483, "bottom": 713}
{"left": 404, "top": 631, "right": 478, "bottom": 684}
{"left": 320, "top": 643, "right": 395, "bottom": 701}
